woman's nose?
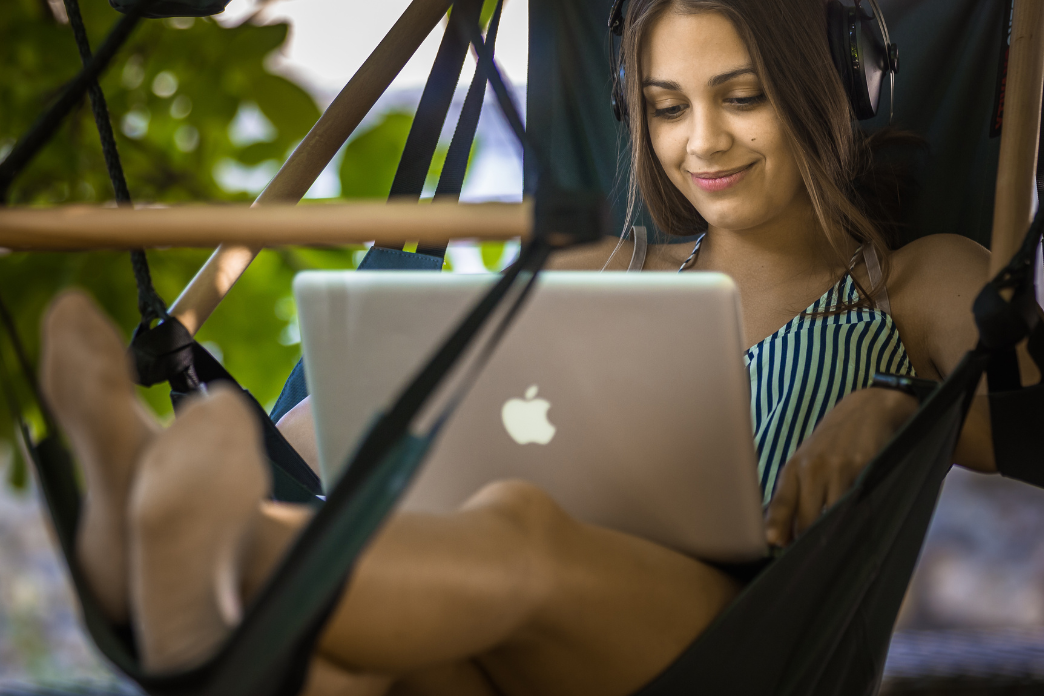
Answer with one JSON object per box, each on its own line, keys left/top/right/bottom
{"left": 686, "top": 104, "right": 732, "bottom": 160}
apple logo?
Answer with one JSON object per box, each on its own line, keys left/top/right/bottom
{"left": 501, "top": 385, "right": 556, "bottom": 445}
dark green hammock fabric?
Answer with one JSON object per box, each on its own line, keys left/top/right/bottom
{"left": 8, "top": 217, "right": 1038, "bottom": 696}
{"left": 636, "top": 355, "right": 981, "bottom": 695}
{"left": 2, "top": 0, "right": 1042, "bottom": 695}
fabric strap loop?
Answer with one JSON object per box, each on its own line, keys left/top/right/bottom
{"left": 417, "top": 0, "right": 506, "bottom": 260}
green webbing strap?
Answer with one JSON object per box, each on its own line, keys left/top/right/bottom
{"left": 387, "top": 0, "right": 484, "bottom": 204}
{"left": 418, "top": 0, "right": 506, "bottom": 259}
{"left": 373, "top": 0, "right": 483, "bottom": 258}
{"left": 141, "top": 235, "right": 553, "bottom": 695}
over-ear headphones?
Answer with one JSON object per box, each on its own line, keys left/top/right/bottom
{"left": 608, "top": 0, "right": 899, "bottom": 124}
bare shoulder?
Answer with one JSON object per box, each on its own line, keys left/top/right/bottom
{"left": 888, "top": 234, "right": 990, "bottom": 313}
{"left": 887, "top": 234, "right": 990, "bottom": 377}
{"left": 891, "top": 234, "right": 990, "bottom": 285}
{"left": 545, "top": 236, "right": 697, "bottom": 271}
{"left": 545, "top": 237, "right": 631, "bottom": 271}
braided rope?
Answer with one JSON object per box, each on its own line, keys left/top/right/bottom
{"left": 0, "top": 0, "right": 166, "bottom": 325}
{"left": 0, "top": 2, "right": 153, "bottom": 202}
{"left": 63, "top": 0, "right": 169, "bottom": 325}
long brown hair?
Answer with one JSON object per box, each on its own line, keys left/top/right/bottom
{"left": 622, "top": 0, "right": 920, "bottom": 303}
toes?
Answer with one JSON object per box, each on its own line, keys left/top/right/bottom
{"left": 128, "top": 386, "right": 270, "bottom": 671}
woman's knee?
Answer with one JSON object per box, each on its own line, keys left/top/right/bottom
{"left": 463, "top": 480, "right": 571, "bottom": 540}
{"left": 461, "top": 480, "right": 575, "bottom": 595}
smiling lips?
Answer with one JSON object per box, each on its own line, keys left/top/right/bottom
{"left": 690, "top": 163, "right": 753, "bottom": 192}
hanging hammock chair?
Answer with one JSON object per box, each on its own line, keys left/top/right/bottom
{"left": 0, "top": 0, "right": 1042, "bottom": 694}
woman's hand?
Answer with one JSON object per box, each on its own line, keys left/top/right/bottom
{"left": 763, "top": 387, "right": 919, "bottom": 547}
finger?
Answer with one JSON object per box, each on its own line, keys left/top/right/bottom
{"left": 795, "top": 467, "right": 827, "bottom": 536}
{"left": 764, "top": 464, "right": 800, "bottom": 547}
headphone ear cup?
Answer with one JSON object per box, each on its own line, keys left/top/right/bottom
{"left": 826, "top": 0, "right": 887, "bottom": 120}
{"left": 852, "top": 7, "right": 887, "bottom": 118}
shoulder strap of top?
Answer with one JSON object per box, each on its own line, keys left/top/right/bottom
{"left": 628, "top": 225, "right": 648, "bottom": 271}
{"left": 627, "top": 233, "right": 893, "bottom": 314}
{"left": 861, "top": 245, "right": 892, "bottom": 315}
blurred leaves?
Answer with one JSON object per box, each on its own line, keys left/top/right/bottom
{"left": 1, "top": 0, "right": 321, "bottom": 204}
{"left": 339, "top": 111, "right": 452, "bottom": 199}
{"left": 0, "top": 0, "right": 496, "bottom": 493}
{"left": 0, "top": 0, "right": 333, "bottom": 491}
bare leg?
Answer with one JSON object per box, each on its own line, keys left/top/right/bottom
{"left": 311, "top": 481, "right": 738, "bottom": 696}
{"left": 49, "top": 293, "right": 738, "bottom": 695}
{"left": 41, "top": 291, "right": 160, "bottom": 624}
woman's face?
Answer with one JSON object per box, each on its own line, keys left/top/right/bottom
{"left": 641, "top": 11, "right": 807, "bottom": 233}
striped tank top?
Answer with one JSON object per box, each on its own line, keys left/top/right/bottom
{"left": 625, "top": 227, "right": 915, "bottom": 504}
{"left": 744, "top": 266, "right": 914, "bottom": 503}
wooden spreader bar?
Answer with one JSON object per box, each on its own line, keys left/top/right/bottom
{"left": 0, "top": 200, "right": 532, "bottom": 251}
{"left": 989, "top": 0, "right": 1044, "bottom": 277}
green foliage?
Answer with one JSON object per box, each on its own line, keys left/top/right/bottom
{"left": 0, "top": 0, "right": 334, "bottom": 491}
{"left": 340, "top": 112, "right": 414, "bottom": 199}
{"left": 479, "top": 0, "right": 500, "bottom": 30}
{"left": 339, "top": 111, "right": 452, "bottom": 199}
{"left": 1, "top": 0, "right": 320, "bottom": 204}
{"left": 0, "top": 0, "right": 497, "bottom": 493}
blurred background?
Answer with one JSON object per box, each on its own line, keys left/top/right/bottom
{"left": 0, "top": 0, "right": 526, "bottom": 683}
{"left": 1, "top": 0, "right": 1043, "bottom": 692}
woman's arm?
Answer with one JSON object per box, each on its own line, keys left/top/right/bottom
{"left": 887, "top": 233, "right": 1042, "bottom": 473}
{"left": 765, "top": 234, "right": 1034, "bottom": 545}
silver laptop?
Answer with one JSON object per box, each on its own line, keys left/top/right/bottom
{"left": 294, "top": 271, "right": 767, "bottom": 562}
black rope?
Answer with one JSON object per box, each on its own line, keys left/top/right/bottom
{"left": 128, "top": 250, "right": 168, "bottom": 324}
{"left": 0, "top": 0, "right": 155, "bottom": 203}
{"left": 62, "top": 0, "right": 168, "bottom": 325}
{"left": 64, "top": 0, "right": 132, "bottom": 204}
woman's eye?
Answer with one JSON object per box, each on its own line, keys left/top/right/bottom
{"left": 725, "top": 94, "right": 767, "bottom": 109}
{"left": 651, "top": 104, "right": 686, "bottom": 119}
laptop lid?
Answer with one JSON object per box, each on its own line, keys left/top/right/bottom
{"left": 295, "top": 271, "right": 766, "bottom": 562}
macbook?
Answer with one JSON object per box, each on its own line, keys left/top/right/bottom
{"left": 295, "top": 271, "right": 767, "bottom": 562}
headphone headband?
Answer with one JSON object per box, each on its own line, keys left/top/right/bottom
{"left": 609, "top": 0, "right": 625, "bottom": 34}
{"left": 607, "top": 0, "right": 898, "bottom": 123}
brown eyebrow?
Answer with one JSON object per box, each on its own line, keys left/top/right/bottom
{"left": 642, "top": 66, "right": 758, "bottom": 91}
{"left": 641, "top": 78, "right": 682, "bottom": 90}
{"left": 708, "top": 66, "right": 758, "bottom": 87}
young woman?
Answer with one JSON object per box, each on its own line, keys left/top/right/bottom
{"left": 42, "top": 1, "right": 1019, "bottom": 695}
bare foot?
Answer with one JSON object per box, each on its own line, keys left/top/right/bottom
{"left": 128, "top": 385, "right": 269, "bottom": 671}
{"left": 40, "top": 291, "right": 160, "bottom": 624}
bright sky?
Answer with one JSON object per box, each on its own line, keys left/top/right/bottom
{"left": 218, "top": 0, "right": 530, "bottom": 96}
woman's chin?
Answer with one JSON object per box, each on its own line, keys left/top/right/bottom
{"left": 693, "top": 206, "right": 770, "bottom": 233}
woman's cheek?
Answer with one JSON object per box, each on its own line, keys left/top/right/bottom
{"left": 651, "top": 126, "right": 688, "bottom": 185}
